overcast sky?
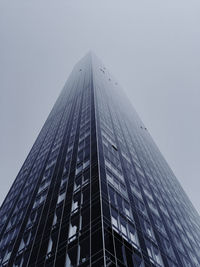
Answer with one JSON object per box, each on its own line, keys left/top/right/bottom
{"left": 0, "top": 0, "right": 200, "bottom": 213}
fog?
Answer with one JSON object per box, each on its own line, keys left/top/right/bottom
{"left": 0, "top": 0, "right": 200, "bottom": 213}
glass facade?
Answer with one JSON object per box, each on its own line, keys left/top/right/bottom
{"left": 0, "top": 53, "right": 200, "bottom": 267}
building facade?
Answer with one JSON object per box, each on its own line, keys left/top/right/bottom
{"left": 0, "top": 53, "right": 200, "bottom": 267}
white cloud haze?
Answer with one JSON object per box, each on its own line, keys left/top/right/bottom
{"left": 0, "top": 0, "right": 200, "bottom": 213}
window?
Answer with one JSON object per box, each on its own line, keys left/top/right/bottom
{"left": 65, "top": 247, "right": 77, "bottom": 267}
{"left": 52, "top": 213, "right": 57, "bottom": 227}
{"left": 75, "top": 164, "right": 82, "bottom": 175}
{"left": 83, "top": 159, "right": 90, "bottom": 169}
{"left": 121, "top": 223, "right": 128, "bottom": 239}
{"left": 108, "top": 186, "right": 132, "bottom": 220}
{"left": 148, "top": 199, "right": 159, "bottom": 216}
{"left": 140, "top": 218, "right": 155, "bottom": 240}
{"left": 124, "top": 201, "right": 131, "bottom": 218}
{"left": 107, "top": 165, "right": 127, "bottom": 191}
{"left": 78, "top": 238, "right": 90, "bottom": 264}
{"left": 71, "top": 193, "right": 80, "bottom": 213}
{"left": 111, "top": 144, "right": 118, "bottom": 151}
{"left": 57, "top": 192, "right": 65, "bottom": 204}
{"left": 153, "top": 216, "right": 167, "bottom": 235}
{"left": 74, "top": 175, "right": 82, "bottom": 191}
{"left": 75, "top": 160, "right": 90, "bottom": 175}
{"left": 111, "top": 208, "right": 119, "bottom": 229}
{"left": 111, "top": 208, "right": 138, "bottom": 246}
{"left": 145, "top": 239, "right": 163, "bottom": 266}
{"left": 162, "top": 238, "right": 175, "bottom": 259}
{"left": 46, "top": 237, "right": 53, "bottom": 255}
{"left": 129, "top": 224, "right": 139, "bottom": 247}
{"left": 130, "top": 183, "right": 143, "bottom": 199}
{"left": 173, "top": 235, "right": 185, "bottom": 253}
{"left": 68, "top": 216, "right": 79, "bottom": 242}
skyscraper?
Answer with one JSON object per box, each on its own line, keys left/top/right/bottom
{"left": 0, "top": 53, "right": 200, "bottom": 267}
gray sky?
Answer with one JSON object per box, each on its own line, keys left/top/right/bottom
{"left": 0, "top": 0, "right": 200, "bottom": 213}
